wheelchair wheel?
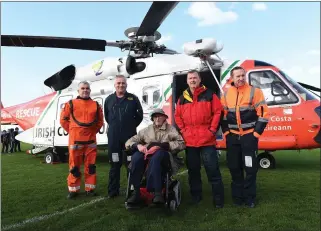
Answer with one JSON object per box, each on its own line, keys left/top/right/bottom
{"left": 169, "top": 200, "right": 177, "bottom": 211}
{"left": 173, "top": 181, "right": 181, "bottom": 206}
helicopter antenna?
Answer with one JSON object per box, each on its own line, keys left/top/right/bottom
{"left": 202, "top": 57, "right": 225, "bottom": 94}
{"left": 183, "top": 38, "right": 225, "bottom": 94}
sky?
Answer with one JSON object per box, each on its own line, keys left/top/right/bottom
{"left": 1, "top": 1, "right": 320, "bottom": 107}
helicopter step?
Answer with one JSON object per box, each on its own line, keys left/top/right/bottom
{"left": 257, "top": 151, "right": 276, "bottom": 169}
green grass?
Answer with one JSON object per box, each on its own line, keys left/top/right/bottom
{"left": 1, "top": 143, "right": 320, "bottom": 231}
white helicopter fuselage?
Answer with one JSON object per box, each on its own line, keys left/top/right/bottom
{"left": 16, "top": 53, "right": 232, "bottom": 151}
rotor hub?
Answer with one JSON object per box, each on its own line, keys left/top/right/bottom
{"left": 124, "top": 27, "right": 162, "bottom": 41}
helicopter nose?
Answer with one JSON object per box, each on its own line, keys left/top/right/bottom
{"left": 313, "top": 105, "right": 321, "bottom": 145}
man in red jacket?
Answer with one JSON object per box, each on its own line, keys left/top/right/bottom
{"left": 174, "top": 70, "right": 224, "bottom": 207}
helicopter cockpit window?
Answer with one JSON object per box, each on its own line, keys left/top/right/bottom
{"left": 249, "top": 70, "right": 298, "bottom": 106}
{"left": 279, "top": 70, "right": 319, "bottom": 101}
{"left": 142, "top": 85, "right": 162, "bottom": 108}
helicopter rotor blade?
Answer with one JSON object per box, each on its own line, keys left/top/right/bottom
{"left": 1, "top": 35, "right": 107, "bottom": 51}
{"left": 298, "top": 82, "right": 321, "bottom": 92}
{"left": 136, "top": 1, "right": 178, "bottom": 37}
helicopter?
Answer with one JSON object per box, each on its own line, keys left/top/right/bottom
{"left": 1, "top": 1, "right": 320, "bottom": 169}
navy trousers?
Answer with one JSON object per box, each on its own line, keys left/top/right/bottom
{"left": 130, "top": 150, "right": 169, "bottom": 192}
{"left": 185, "top": 145, "right": 224, "bottom": 205}
{"left": 226, "top": 133, "right": 259, "bottom": 204}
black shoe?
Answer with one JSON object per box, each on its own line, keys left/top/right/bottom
{"left": 213, "top": 196, "right": 224, "bottom": 208}
{"left": 233, "top": 199, "right": 244, "bottom": 207}
{"left": 246, "top": 202, "right": 255, "bottom": 208}
{"left": 86, "top": 190, "right": 97, "bottom": 197}
{"left": 152, "top": 193, "right": 165, "bottom": 204}
{"left": 107, "top": 192, "right": 119, "bottom": 199}
{"left": 127, "top": 190, "right": 141, "bottom": 204}
{"left": 190, "top": 195, "right": 202, "bottom": 205}
{"left": 233, "top": 202, "right": 243, "bottom": 207}
{"left": 214, "top": 203, "right": 224, "bottom": 208}
{"left": 67, "top": 192, "right": 78, "bottom": 199}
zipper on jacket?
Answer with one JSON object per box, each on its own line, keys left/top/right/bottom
{"left": 235, "top": 90, "right": 239, "bottom": 119}
{"left": 119, "top": 108, "right": 122, "bottom": 133}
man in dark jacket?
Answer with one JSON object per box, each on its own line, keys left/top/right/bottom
{"left": 104, "top": 75, "right": 143, "bottom": 198}
{"left": 1, "top": 130, "right": 9, "bottom": 153}
{"left": 174, "top": 70, "right": 224, "bottom": 207}
{"left": 14, "top": 127, "right": 21, "bottom": 152}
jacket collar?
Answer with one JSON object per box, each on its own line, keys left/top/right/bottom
{"left": 113, "top": 91, "right": 128, "bottom": 98}
{"left": 76, "top": 96, "right": 91, "bottom": 100}
{"left": 183, "top": 85, "right": 207, "bottom": 102}
{"left": 231, "top": 81, "right": 250, "bottom": 90}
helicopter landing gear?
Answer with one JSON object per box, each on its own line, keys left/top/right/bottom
{"left": 257, "top": 151, "right": 276, "bottom": 169}
{"left": 44, "top": 151, "right": 59, "bottom": 164}
{"left": 44, "top": 147, "right": 69, "bottom": 164}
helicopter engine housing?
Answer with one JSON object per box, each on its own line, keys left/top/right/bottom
{"left": 183, "top": 38, "right": 223, "bottom": 57}
{"left": 44, "top": 56, "right": 146, "bottom": 91}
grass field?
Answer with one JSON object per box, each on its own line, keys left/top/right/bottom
{"left": 1, "top": 143, "right": 320, "bottom": 231}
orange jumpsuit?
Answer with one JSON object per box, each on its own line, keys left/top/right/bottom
{"left": 60, "top": 96, "right": 104, "bottom": 193}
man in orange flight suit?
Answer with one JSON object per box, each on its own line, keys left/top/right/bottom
{"left": 221, "top": 66, "right": 269, "bottom": 208}
{"left": 60, "top": 80, "right": 104, "bottom": 199}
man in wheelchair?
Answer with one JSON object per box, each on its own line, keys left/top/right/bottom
{"left": 124, "top": 108, "right": 185, "bottom": 205}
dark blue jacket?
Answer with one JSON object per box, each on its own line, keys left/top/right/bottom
{"left": 104, "top": 92, "right": 143, "bottom": 147}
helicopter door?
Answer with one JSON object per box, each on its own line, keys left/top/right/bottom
{"left": 54, "top": 95, "right": 73, "bottom": 146}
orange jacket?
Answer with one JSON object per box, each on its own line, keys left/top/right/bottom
{"left": 220, "top": 82, "right": 269, "bottom": 137}
{"left": 60, "top": 96, "right": 104, "bottom": 144}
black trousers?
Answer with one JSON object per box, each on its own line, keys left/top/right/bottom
{"left": 185, "top": 145, "right": 224, "bottom": 205}
{"left": 107, "top": 141, "right": 125, "bottom": 196}
{"left": 14, "top": 141, "right": 21, "bottom": 152}
{"left": 226, "top": 132, "right": 259, "bottom": 204}
{"left": 2, "top": 143, "right": 9, "bottom": 153}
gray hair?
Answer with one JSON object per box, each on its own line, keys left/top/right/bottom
{"left": 78, "top": 80, "right": 91, "bottom": 88}
{"left": 115, "top": 75, "right": 127, "bottom": 82}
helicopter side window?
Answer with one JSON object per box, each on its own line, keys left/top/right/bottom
{"left": 142, "top": 85, "right": 162, "bottom": 108}
{"left": 142, "top": 92, "right": 148, "bottom": 105}
{"left": 153, "top": 90, "right": 160, "bottom": 104}
{"left": 56, "top": 95, "right": 73, "bottom": 120}
{"left": 249, "top": 70, "right": 299, "bottom": 106}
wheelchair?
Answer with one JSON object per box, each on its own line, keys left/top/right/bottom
{"left": 123, "top": 149, "right": 182, "bottom": 211}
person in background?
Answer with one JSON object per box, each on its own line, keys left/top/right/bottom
{"left": 14, "top": 127, "right": 21, "bottom": 152}
{"left": 1, "top": 130, "right": 9, "bottom": 153}
{"left": 8, "top": 128, "right": 15, "bottom": 153}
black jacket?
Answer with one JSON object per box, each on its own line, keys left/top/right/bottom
{"left": 104, "top": 92, "right": 143, "bottom": 145}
